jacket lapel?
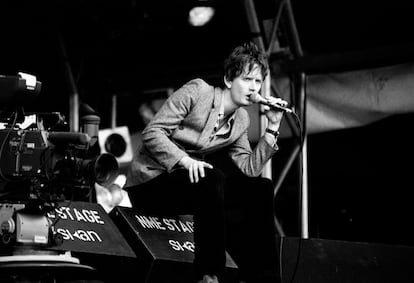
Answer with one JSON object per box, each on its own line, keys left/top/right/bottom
{"left": 197, "top": 87, "right": 222, "bottom": 146}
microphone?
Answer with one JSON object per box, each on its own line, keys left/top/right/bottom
{"left": 249, "top": 93, "right": 293, "bottom": 113}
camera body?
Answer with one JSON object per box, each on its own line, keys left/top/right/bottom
{"left": 0, "top": 127, "right": 48, "bottom": 181}
{"left": 0, "top": 73, "right": 118, "bottom": 251}
{"left": 0, "top": 114, "right": 118, "bottom": 205}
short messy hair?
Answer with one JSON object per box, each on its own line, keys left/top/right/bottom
{"left": 223, "top": 41, "right": 269, "bottom": 81}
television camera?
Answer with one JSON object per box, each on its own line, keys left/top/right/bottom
{"left": 0, "top": 73, "right": 119, "bottom": 280}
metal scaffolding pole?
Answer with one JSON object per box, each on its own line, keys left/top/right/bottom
{"left": 243, "top": 0, "right": 285, "bottom": 235}
{"left": 244, "top": 0, "right": 309, "bottom": 238}
{"left": 58, "top": 32, "right": 79, "bottom": 132}
{"left": 243, "top": 0, "right": 272, "bottom": 179}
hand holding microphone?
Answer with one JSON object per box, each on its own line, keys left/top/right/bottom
{"left": 249, "top": 93, "right": 293, "bottom": 113}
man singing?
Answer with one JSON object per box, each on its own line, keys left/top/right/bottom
{"left": 126, "top": 41, "right": 287, "bottom": 283}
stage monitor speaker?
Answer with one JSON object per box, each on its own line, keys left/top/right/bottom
{"left": 280, "top": 237, "right": 414, "bottom": 283}
{"left": 49, "top": 201, "right": 136, "bottom": 259}
{"left": 110, "top": 206, "right": 238, "bottom": 283}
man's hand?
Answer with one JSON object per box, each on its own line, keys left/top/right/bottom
{"left": 178, "top": 156, "right": 213, "bottom": 183}
{"left": 262, "top": 96, "right": 288, "bottom": 128}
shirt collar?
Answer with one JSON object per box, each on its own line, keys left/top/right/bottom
{"left": 218, "top": 91, "right": 236, "bottom": 120}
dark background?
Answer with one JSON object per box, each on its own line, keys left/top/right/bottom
{"left": 1, "top": 0, "right": 414, "bottom": 246}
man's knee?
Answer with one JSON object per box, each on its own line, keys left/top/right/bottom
{"left": 204, "top": 167, "right": 225, "bottom": 182}
{"left": 256, "top": 177, "right": 273, "bottom": 188}
{"left": 198, "top": 167, "right": 225, "bottom": 199}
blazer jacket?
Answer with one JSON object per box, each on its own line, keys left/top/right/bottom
{"left": 126, "top": 78, "right": 278, "bottom": 187}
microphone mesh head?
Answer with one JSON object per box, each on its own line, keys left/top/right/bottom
{"left": 249, "top": 93, "right": 263, "bottom": 103}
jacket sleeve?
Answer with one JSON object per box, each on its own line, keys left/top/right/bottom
{"left": 141, "top": 79, "right": 203, "bottom": 171}
{"left": 228, "top": 130, "right": 279, "bottom": 177}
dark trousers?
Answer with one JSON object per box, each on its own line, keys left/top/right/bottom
{"left": 127, "top": 168, "right": 279, "bottom": 282}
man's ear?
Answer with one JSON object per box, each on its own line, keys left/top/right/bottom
{"left": 224, "top": 76, "right": 232, "bottom": 88}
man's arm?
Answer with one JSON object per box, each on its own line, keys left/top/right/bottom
{"left": 142, "top": 79, "right": 214, "bottom": 180}
{"left": 227, "top": 130, "right": 278, "bottom": 177}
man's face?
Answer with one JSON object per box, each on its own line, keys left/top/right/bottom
{"left": 227, "top": 64, "right": 264, "bottom": 107}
